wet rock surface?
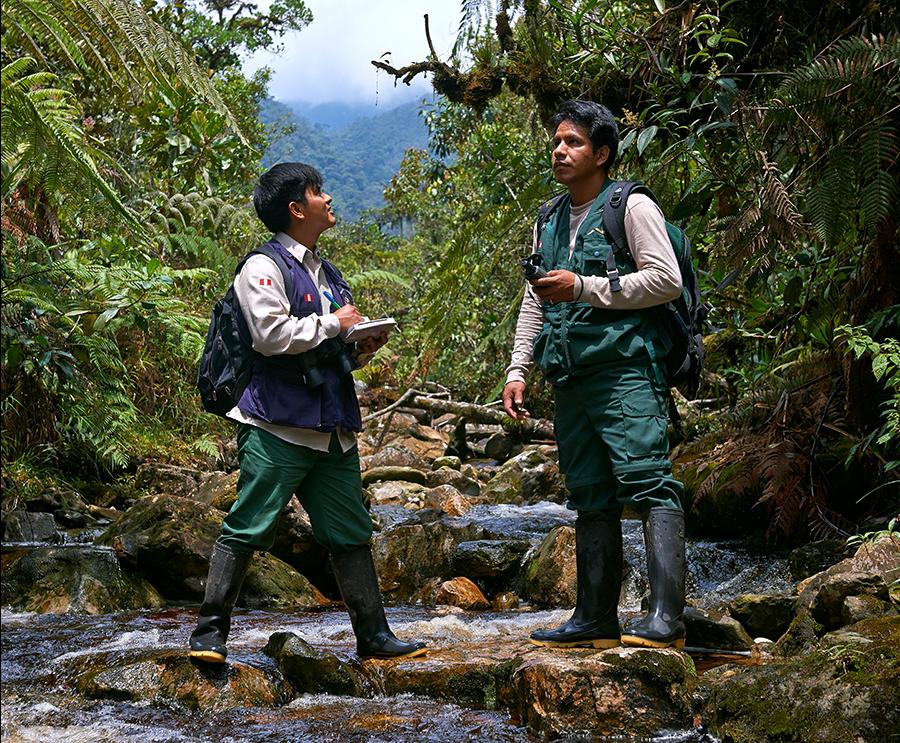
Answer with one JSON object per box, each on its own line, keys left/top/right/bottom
{"left": 1, "top": 544, "right": 165, "bottom": 614}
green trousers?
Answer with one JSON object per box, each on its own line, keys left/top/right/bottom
{"left": 553, "top": 360, "right": 683, "bottom": 516}
{"left": 218, "top": 424, "right": 374, "bottom": 555}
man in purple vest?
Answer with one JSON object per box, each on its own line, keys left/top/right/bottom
{"left": 189, "top": 162, "right": 426, "bottom": 663}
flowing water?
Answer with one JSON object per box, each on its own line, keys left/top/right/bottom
{"left": 1, "top": 503, "right": 791, "bottom": 742}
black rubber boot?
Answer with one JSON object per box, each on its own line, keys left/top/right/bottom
{"left": 331, "top": 546, "right": 427, "bottom": 659}
{"left": 621, "top": 507, "right": 686, "bottom": 649}
{"left": 530, "top": 511, "right": 623, "bottom": 649}
{"left": 189, "top": 542, "right": 252, "bottom": 663}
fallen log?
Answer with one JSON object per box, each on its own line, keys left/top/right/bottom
{"left": 409, "top": 394, "right": 554, "bottom": 440}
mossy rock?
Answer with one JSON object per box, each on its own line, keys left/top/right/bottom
{"left": 702, "top": 615, "right": 900, "bottom": 743}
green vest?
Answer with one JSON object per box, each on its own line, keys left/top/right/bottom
{"left": 532, "top": 180, "right": 655, "bottom": 386}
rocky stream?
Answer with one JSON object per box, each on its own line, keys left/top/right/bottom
{"left": 2, "top": 411, "right": 898, "bottom": 742}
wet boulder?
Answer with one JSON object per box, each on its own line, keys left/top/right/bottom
{"left": 377, "top": 642, "right": 525, "bottom": 709}
{"left": 95, "top": 494, "right": 328, "bottom": 609}
{"left": 727, "top": 593, "right": 797, "bottom": 640}
{"left": 425, "top": 467, "right": 481, "bottom": 497}
{"left": 2, "top": 511, "right": 61, "bottom": 543}
{"left": 788, "top": 539, "right": 849, "bottom": 580}
{"left": 432, "top": 456, "right": 462, "bottom": 470}
{"left": 521, "top": 525, "right": 576, "bottom": 608}
{"left": 683, "top": 607, "right": 754, "bottom": 651}
{"left": 71, "top": 648, "right": 285, "bottom": 710}
{"left": 1, "top": 545, "right": 164, "bottom": 613}
{"left": 362, "top": 466, "right": 429, "bottom": 487}
{"left": 479, "top": 447, "right": 566, "bottom": 505}
{"left": 415, "top": 577, "right": 490, "bottom": 610}
{"left": 797, "top": 536, "right": 898, "bottom": 630}
{"left": 365, "top": 480, "right": 428, "bottom": 509}
{"left": 453, "top": 539, "right": 529, "bottom": 588}
{"left": 194, "top": 471, "right": 239, "bottom": 511}
{"left": 421, "top": 485, "right": 473, "bottom": 516}
{"left": 360, "top": 444, "right": 429, "bottom": 471}
{"left": 371, "top": 511, "right": 485, "bottom": 599}
{"left": 512, "top": 647, "right": 697, "bottom": 739}
{"left": 264, "top": 631, "right": 366, "bottom": 696}
{"left": 702, "top": 615, "right": 900, "bottom": 743}
{"left": 21, "top": 486, "right": 99, "bottom": 528}
{"left": 134, "top": 462, "right": 203, "bottom": 499}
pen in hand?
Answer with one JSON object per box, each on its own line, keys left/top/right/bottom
{"left": 322, "top": 289, "right": 342, "bottom": 312}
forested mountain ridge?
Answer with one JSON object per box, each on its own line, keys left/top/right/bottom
{"left": 259, "top": 98, "right": 429, "bottom": 219}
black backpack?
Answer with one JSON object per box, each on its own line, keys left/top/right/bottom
{"left": 536, "top": 181, "right": 708, "bottom": 397}
{"left": 196, "top": 244, "right": 294, "bottom": 417}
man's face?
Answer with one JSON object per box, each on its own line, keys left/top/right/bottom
{"left": 551, "top": 120, "right": 609, "bottom": 186}
{"left": 293, "top": 185, "right": 336, "bottom": 233}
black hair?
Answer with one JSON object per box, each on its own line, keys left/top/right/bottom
{"left": 550, "top": 100, "right": 619, "bottom": 170}
{"left": 253, "top": 162, "right": 323, "bottom": 233}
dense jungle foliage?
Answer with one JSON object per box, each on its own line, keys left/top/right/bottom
{"left": 2, "top": 0, "right": 898, "bottom": 543}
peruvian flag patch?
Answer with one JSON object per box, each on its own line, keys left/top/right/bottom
{"left": 304, "top": 293, "right": 313, "bottom": 302}
{"left": 258, "top": 277, "right": 272, "bottom": 286}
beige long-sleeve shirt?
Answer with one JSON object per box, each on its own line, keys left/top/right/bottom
{"left": 226, "top": 232, "right": 357, "bottom": 452}
{"left": 505, "top": 192, "right": 682, "bottom": 384}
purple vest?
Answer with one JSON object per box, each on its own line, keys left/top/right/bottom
{"left": 236, "top": 239, "right": 362, "bottom": 432}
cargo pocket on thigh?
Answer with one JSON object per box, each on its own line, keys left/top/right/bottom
{"left": 619, "top": 394, "right": 668, "bottom": 463}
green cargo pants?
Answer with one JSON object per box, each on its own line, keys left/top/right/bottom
{"left": 218, "top": 424, "right": 374, "bottom": 555}
{"left": 553, "top": 360, "right": 683, "bottom": 516}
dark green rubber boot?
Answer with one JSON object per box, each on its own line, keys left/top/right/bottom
{"left": 189, "top": 542, "right": 252, "bottom": 663}
{"left": 530, "top": 511, "right": 623, "bottom": 649}
{"left": 621, "top": 507, "right": 686, "bottom": 649}
{"left": 331, "top": 546, "right": 427, "bottom": 659}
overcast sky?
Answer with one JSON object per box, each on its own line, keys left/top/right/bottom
{"left": 243, "top": 0, "right": 464, "bottom": 107}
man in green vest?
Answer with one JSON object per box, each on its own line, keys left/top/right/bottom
{"left": 502, "top": 100, "right": 687, "bottom": 650}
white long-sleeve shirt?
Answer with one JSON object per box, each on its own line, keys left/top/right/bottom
{"left": 226, "top": 232, "right": 357, "bottom": 452}
{"left": 506, "top": 192, "right": 682, "bottom": 384}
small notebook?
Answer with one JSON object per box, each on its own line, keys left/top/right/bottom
{"left": 344, "top": 317, "right": 399, "bottom": 343}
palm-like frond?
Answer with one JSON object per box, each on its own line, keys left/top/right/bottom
{"left": 3, "top": 0, "right": 245, "bottom": 141}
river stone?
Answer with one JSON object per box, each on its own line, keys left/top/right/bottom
{"left": 71, "top": 649, "right": 284, "bottom": 710}
{"left": 479, "top": 447, "right": 567, "bottom": 505}
{"left": 366, "top": 480, "right": 428, "bottom": 508}
{"left": 376, "top": 642, "right": 524, "bottom": 709}
{"left": 371, "top": 513, "right": 485, "bottom": 599}
{"left": 22, "top": 486, "right": 99, "bottom": 528}
{"left": 95, "top": 494, "right": 328, "bottom": 609}
{"left": 134, "top": 462, "right": 202, "bottom": 498}
{"left": 421, "top": 485, "right": 473, "bottom": 516}
{"left": 359, "top": 444, "right": 429, "bottom": 471}
{"left": 841, "top": 593, "right": 895, "bottom": 624}
{"left": 684, "top": 607, "right": 754, "bottom": 651}
{"left": 433, "top": 577, "right": 490, "bottom": 610}
{"left": 481, "top": 432, "right": 514, "bottom": 461}
{"left": 788, "top": 539, "right": 848, "bottom": 580}
{"left": 425, "top": 467, "right": 481, "bottom": 497}
{"left": 513, "top": 647, "right": 696, "bottom": 739}
{"left": 702, "top": 615, "right": 900, "bottom": 743}
{"left": 362, "top": 466, "right": 429, "bottom": 487}
{"left": 1, "top": 545, "right": 164, "bottom": 613}
{"left": 728, "top": 593, "right": 797, "bottom": 640}
{"left": 774, "top": 608, "right": 824, "bottom": 657}
{"left": 807, "top": 571, "right": 889, "bottom": 630}
{"left": 454, "top": 539, "right": 528, "bottom": 579}
{"left": 264, "top": 631, "right": 366, "bottom": 696}
{"left": 521, "top": 525, "right": 576, "bottom": 608}
{"left": 432, "top": 456, "right": 461, "bottom": 470}
{"left": 493, "top": 591, "right": 520, "bottom": 610}
{"left": 195, "top": 471, "right": 239, "bottom": 511}
{"left": 3, "top": 510, "right": 60, "bottom": 543}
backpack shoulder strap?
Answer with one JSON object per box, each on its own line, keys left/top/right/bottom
{"left": 237, "top": 242, "right": 295, "bottom": 296}
{"left": 533, "top": 192, "right": 568, "bottom": 252}
{"left": 602, "top": 181, "right": 661, "bottom": 293}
